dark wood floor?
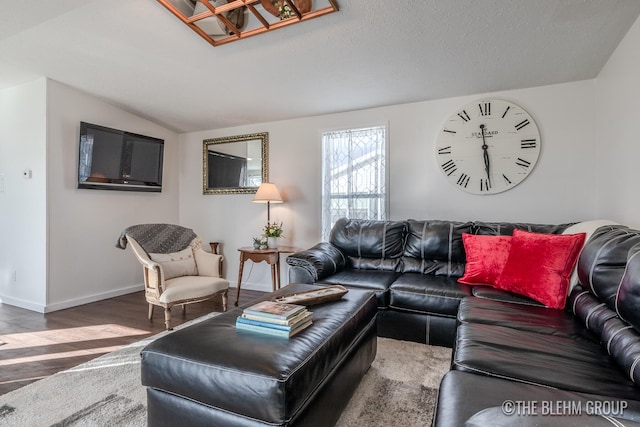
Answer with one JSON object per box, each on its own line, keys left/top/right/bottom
{"left": 0, "top": 287, "right": 266, "bottom": 396}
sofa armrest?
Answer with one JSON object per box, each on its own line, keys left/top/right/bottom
{"left": 286, "top": 242, "right": 347, "bottom": 283}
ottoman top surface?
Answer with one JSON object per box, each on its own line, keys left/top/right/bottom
{"left": 141, "top": 283, "right": 377, "bottom": 423}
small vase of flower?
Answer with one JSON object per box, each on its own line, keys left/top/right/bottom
{"left": 264, "top": 221, "right": 283, "bottom": 248}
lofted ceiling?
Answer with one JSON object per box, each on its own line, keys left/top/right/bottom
{"left": 1, "top": 0, "right": 639, "bottom": 133}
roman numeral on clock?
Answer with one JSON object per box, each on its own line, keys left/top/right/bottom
{"left": 515, "top": 158, "right": 531, "bottom": 168}
{"left": 521, "top": 139, "right": 537, "bottom": 149}
{"left": 480, "top": 178, "right": 491, "bottom": 192}
{"left": 438, "top": 146, "right": 452, "bottom": 155}
{"left": 503, "top": 174, "right": 512, "bottom": 185}
{"left": 458, "top": 110, "right": 471, "bottom": 122}
{"left": 515, "top": 119, "right": 530, "bottom": 131}
{"left": 501, "top": 106, "right": 511, "bottom": 118}
{"left": 457, "top": 173, "right": 470, "bottom": 188}
{"left": 479, "top": 102, "right": 491, "bottom": 116}
{"left": 443, "top": 129, "right": 456, "bottom": 134}
{"left": 441, "top": 160, "right": 457, "bottom": 175}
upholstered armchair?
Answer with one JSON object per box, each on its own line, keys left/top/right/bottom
{"left": 118, "top": 224, "right": 229, "bottom": 330}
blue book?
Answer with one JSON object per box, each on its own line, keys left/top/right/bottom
{"left": 236, "top": 316, "right": 292, "bottom": 331}
{"left": 236, "top": 318, "right": 312, "bottom": 338}
{"left": 241, "top": 310, "right": 312, "bottom": 327}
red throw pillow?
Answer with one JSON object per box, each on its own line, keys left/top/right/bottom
{"left": 458, "top": 234, "right": 512, "bottom": 286}
{"left": 495, "top": 229, "right": 586, "bottom": 309}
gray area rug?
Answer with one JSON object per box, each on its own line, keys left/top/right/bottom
{"left": 0, "top": 314, "right": 451, "bottom": 426}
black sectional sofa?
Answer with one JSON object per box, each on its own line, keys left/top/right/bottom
{"left": 287, "top": 217, "right": 570, "bottom": 347}
{"left": 287, "top": 218, "right": 640, "bottom": 425}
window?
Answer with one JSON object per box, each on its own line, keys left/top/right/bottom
{"left": 321, "top": 125, "right": 388, "bottom": 240}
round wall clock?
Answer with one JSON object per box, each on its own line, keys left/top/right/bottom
{"left": 435, "top": 99, "right": 541, "bottom": 195}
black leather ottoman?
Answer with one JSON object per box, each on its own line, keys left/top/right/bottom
{"left": 141, "top": 283, "right": 378, "bottom": 427}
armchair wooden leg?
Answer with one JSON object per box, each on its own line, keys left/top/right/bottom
{"left": 164, "top": 307, "right": 173, "bottom": 330}
{"left": 148, "top": 304, "right": 154, "bottom": 320}
{"left": 222, "top": 290, "right": 228, "bottom": 312}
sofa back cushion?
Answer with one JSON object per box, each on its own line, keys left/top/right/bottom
{"left": 473, "top": 221, "right": 572, "bottom": 236}
{"left": 577, "top": 225, "right": 640, "bottom": 311}
{"left": 616, "top": 242, "right": 640, "bottom": 333}
{"left": 402, "top": 220, "right": 473, "bottom": 277}
{"left": 329, "top": 218, "right": 406, "bottom": 271}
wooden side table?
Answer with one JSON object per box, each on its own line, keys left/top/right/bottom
{"left": 236, "top": 246, "right": 299, "bottom": 306}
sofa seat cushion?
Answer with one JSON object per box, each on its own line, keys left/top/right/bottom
{"left": 434, "top": 371, "right": 640, "bottom": 427}
{"left": 389, "top": 273, "right": 471, "bottom": 317}
{"left": 453, "top": 323, "right": 640, "bottom": 400}
{"left": 458, "top": 297, "right": 594, "bottom": 340}
{"left": 317, "top": 269, "right": 400, "bottom": 307}
{"left": 471, "top": 286, "right": 543, "bottom": 306}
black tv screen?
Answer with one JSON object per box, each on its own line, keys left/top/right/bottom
{"left": 77, "top": 122, "right": 164, "bottom": 192}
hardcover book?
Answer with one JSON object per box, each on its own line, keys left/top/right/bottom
{"left": 243, "top": 301, "right": 306, "bottom": 320}
{"left": 235, "top": 318, "right": 312, "bottom": 338}
{"left": 240, "top": 310, "right": 313, "bottom": 328}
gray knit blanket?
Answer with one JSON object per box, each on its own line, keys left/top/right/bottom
{"left": 116, "top": 224, "right": 197, "bottom": 254}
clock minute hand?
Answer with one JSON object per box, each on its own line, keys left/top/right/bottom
{"left": 480, "top": 124, "right": 491, "bottom": 186}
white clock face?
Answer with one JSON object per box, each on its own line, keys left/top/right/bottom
{"left": 436, "top": 99, "right": 541, "bottom": 195}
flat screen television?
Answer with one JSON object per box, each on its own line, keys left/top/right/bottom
{"left": 77, "top": 122, "right": 164, "bottom": 192}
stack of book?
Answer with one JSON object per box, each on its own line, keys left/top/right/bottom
{"left": 236, "top": 301, "right": 313, "bottom": 338}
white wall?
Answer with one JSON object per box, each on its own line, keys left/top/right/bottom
{"left": 179, "top": 80, "right": 599, "bottom": 293}
{"left": 0, "top": 79, "right": 48, "bottom": 310}
{"left": 45, "top": 80, "right": 180, "bottom": 311}
{"left": 595, "top": 15, "right": 640, "bottom": 228}
{"left": 0, "top": 79, "right": 180, "bottom": 312}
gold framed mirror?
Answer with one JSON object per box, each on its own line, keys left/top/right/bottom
{"left": 203, "top": 132, "right": 269, "bottom": 194}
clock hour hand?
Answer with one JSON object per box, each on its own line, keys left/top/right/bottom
{"left": 480, "top": 124, "right": 491, "bottom": 186}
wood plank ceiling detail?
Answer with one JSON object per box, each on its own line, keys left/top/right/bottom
{"left": 156, "top": 0, "right": 339, "bottom": 47}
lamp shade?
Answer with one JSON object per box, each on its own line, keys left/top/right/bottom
{"left": 252, "top": 183, "right": 283, "bottom": 204}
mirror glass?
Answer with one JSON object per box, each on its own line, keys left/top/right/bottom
{"left": 203, "top": 132, "right": 268, "bottom": 194}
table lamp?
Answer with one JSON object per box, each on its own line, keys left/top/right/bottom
{"left": 252, "top": 182, "right": 283, "bottom": 221}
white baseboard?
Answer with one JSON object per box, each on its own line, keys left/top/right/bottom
{"left": 1, "top": 281, "right": 274, "bottom": 314}
{"left": 0, "top": 295, "right": 47, "bottom": 313}
{"left": 43, "top": 284, "right": 145, "bottom": 313}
